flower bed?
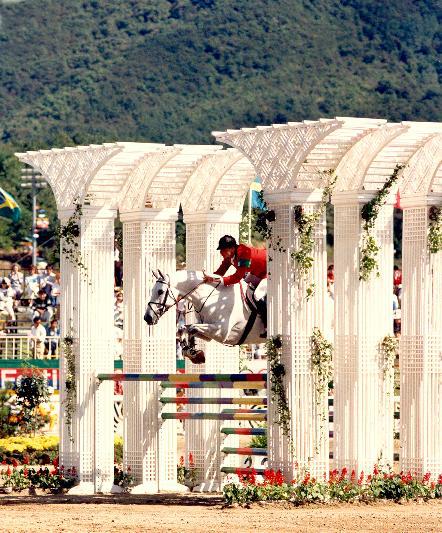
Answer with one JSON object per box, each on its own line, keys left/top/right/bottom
{"left": 223, "top": 467, "right": 442, "bottom": 506}
{"left": 0, "top": 435, "right": 59, "bottom": 465}
{"left": 0, "top": 461, "right": 77, "bottom": 494}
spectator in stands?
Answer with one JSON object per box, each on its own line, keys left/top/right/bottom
{"left": 393, "top": 265, "right": 402, "bottom": 288}
{"left": 24, "top": 265, "right": 41, "bottom": 300}
{"left": 327, "top": 264, "right": 335, "bottom": 300}
{"left": 8, "top": 264, "right": 24, "bottom": 302}
{"left": 0, "top": 278, "right": 16, "bottom": 322}
{"left": 32, "top": 289, "right": 54, "bottom": 323}
{"left": 45, "top": 319, "right": 60, "bottom": 357}
{"left": 40, "top": 264, "right": 56, "bottom": 297}
{"left": 29, "top": 316, "right": 46, "bottom": 358}
{"left": 114, "top": 291, "right": 124, "bottom": 329}
{"left": 50, "top": 272, "right": 61, "bottom": 307}
{"left": 393, "top": 265, "right": 402, "bottom": 307}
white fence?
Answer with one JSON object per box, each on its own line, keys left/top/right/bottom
{"left": 0, "top": 335, "right": 60, "bottom": 359}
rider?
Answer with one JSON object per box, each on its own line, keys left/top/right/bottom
{"left": 203, "top": 235, "right": 267, "bottom": 337}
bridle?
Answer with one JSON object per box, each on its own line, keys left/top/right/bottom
{"left": 147, "top": 274, "right": 220, "bottom": 322}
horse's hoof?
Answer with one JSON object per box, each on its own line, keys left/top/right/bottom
{"left": 184, "top": 350, "right": 205, "bottom": 365}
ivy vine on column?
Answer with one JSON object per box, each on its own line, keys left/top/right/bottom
{"left": 359, "top": 164, "right": 405, "bottom": 281}
{"left": 266, "top": 335, "right": 291, "bottom": 439}
{"left": 291, "top": 170, "right": 337, "bottom": 299}
{"left": 428, "top": 206, "right": 442, "bottom": 253}
{"left": 56, "top": 197, "right": 90, "bottom": 281}
{"left": 310, "top": 327, "right": 333, "bottom": 451}
{"left": 254, "top": 191, "right": 284, "bottom": 260}
{"left": 62, "top": 329, "right": 76, "bottom": 442}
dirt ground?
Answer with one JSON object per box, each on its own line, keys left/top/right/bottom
{"left": 0, "top": 494, "right": 441, "bottom": 533}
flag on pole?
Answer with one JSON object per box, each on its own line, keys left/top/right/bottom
{"left": 250, "top": 177, "right": 264, "bottom": 209}
{"left": 0, "top": 187, "right": 21, "bottom": 222}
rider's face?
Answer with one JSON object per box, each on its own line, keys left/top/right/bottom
{"left": 220, "top": 247, "right": 235, "bottom": 260}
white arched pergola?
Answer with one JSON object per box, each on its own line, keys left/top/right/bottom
{"left": 15, "top": 117, "right": 442, "bottom": 493}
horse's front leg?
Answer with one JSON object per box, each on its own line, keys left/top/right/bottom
{"left": 187, "top": 323, "right": 222, "bottom": 343}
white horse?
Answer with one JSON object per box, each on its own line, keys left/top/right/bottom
{"left": 144, "top": 270, "right": 266, "bottom": 360}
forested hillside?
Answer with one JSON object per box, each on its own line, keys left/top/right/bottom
{"left": 0, "top": 0, "right": 440, "bottom": 150}
{"left": 0, "top": 0, "right": 439, "bottom": 256}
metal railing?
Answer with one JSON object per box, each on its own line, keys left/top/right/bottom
{"left": 0, "top": 335, "right": 60, "bottom": 359}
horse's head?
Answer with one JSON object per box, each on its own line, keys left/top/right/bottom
{"left": 144, "top": 270, "right": 176, "bottom": 326}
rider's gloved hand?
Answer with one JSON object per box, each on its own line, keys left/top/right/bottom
{"left": 202, "top": 271, "right": 223, "bottom": 284}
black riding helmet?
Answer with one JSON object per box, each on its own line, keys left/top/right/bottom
{"left": 217, "top": 235, "right": 237, "bottom": 250}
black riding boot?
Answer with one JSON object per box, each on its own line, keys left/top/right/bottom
{"left": 256, "top": 297, "right": 267, "bottom": 338}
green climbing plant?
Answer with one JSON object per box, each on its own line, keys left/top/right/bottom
{"left": 359, "top": 164, "right": 405, "bottom": 281}
{"left": 62, "top": 331, "right": 76, "bottom": 442}
{"left": 428, "top": 206, "right": 442, "bottom": 254}
{"left": 379, "top": 335, "right": 399, "bottom": 386}
{"left": 266, "top": 335, "right": 291, "bottom": 439}
{"left": 56, "top": 197, "right": 90, "bottom": 280}
{"left": 291, "top": 170, "right": 337, "bottom": 299}
{"left": 310, "top": 327, "right": 333, "bottom": 450}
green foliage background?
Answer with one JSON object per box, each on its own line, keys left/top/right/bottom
{"left": 0, "top": 0, "right": 440, "bottom": 255}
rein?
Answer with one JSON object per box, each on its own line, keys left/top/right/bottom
{"left": 148, "top": 276, "right": 218, "bottom": 321}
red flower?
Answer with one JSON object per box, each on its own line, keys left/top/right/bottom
{"left": 11, "top": 458, "right": 19, "bottom": 468}
{"left": 23, "top": 468, "right": 28, "bottom": 478}
{"left": 358, "top": 471, "right": 364, "bottom": 486}
{"left": 179, "top": 456, "right": 184, "bottom": 467}
{"left": 275, "top": 470, "right": 284, "bottom": 486}
{"left": 423, "top": 472, "right": 431, "bottom": 483}
{"left": 188, "top": 453, "right": 194, "bottom": 467}
{"left": 264, "top": 469, "right": 276, "bottom": 484}
{"left": 373, "top": 465, "right": 379, "bottom": 476}
{"left": 53, "top": 457, "right": 59, "bottom": 467}
{"left": 302, "top": 472, "right": 311, "bottom": 485}
{"left": 22, "top": 455, "right": 30, "bottom": 465}
{"left": 350, "top": 469, "right": 356, "bottom": 481}
{"left": 437, "top": 474, "right": 442, "bottom": 485}
{"left": 6, "top": 466, "right": 11, "bottom": 476}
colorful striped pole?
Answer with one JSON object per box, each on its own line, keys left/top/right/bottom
{"left": 221, "top": 467, "right": 266, "bottom": 475}
{"left": 221, "top": 427, "right": 266, "bottom": 436}
{"left": 161, "top": 412, "right": 267, "bottom": 421}
{"left": 221, "top": 447, "right": 268, "bottom": 456}
{"left": 97, "top": 373, "right": 267, "bottom": 382}
{"left": 160, "top": 397, "right": 267, "bottom": 405}
{"left": 221, "top": 408, "right": 267, "bottom": 414}
{"left": 160, "top": 381, "right": 267, "bottom": 389}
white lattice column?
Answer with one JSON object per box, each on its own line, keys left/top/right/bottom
{"left": 183, "top": 210, "right": 241, "bottom": 491}
{"left": 120, "top": 209, "right": 184, "bottom": 493}
{"left": 59, "top": 206, "right": 116, "bottom": 494}
{"left": 332, "top": 192, "right": 394, "bottom": 473}
{"left": 400, "top": 196, "right": 442, "bottom": 475}
{"left": 266, "top": 191, "right": 329, "bottom": 479}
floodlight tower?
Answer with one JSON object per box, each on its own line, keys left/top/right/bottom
{"left": 20, "top": 167, "right": 47, "bottom": 266}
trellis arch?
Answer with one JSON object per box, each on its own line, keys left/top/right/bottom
{"left": 13, "top": 116, "right": 442, "bottom": 493}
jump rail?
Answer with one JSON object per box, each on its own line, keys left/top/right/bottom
{"left": 97, "top": 372, "right": 267, "bottom": 382}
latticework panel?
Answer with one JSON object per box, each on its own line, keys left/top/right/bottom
{"left": 401, "top": 207, "right": 442, "bottom": 474}
{"left": 122, "top": 214, "right": 180, "bottom": 490}
{"left": 213, "top": 120, "right": 342, "bottom": 192}
{"left": 333, "top": 201, "right": 394, "bottom": 472}
{"left": 266, "top": 200, "right": 329, "bottom": 479}
{"left": 59, "top": 210, "right": 116, "bottom": 492}
{"left": 184, "top": 219, "right": 240, "bottom": 490}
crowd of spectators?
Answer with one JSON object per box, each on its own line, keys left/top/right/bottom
{"left": 0, "top": 263, "right": 61, "bottom": 358}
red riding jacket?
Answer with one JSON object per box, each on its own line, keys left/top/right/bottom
{"left": 214, "top": 244, "right": 267, "bottom": 286}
